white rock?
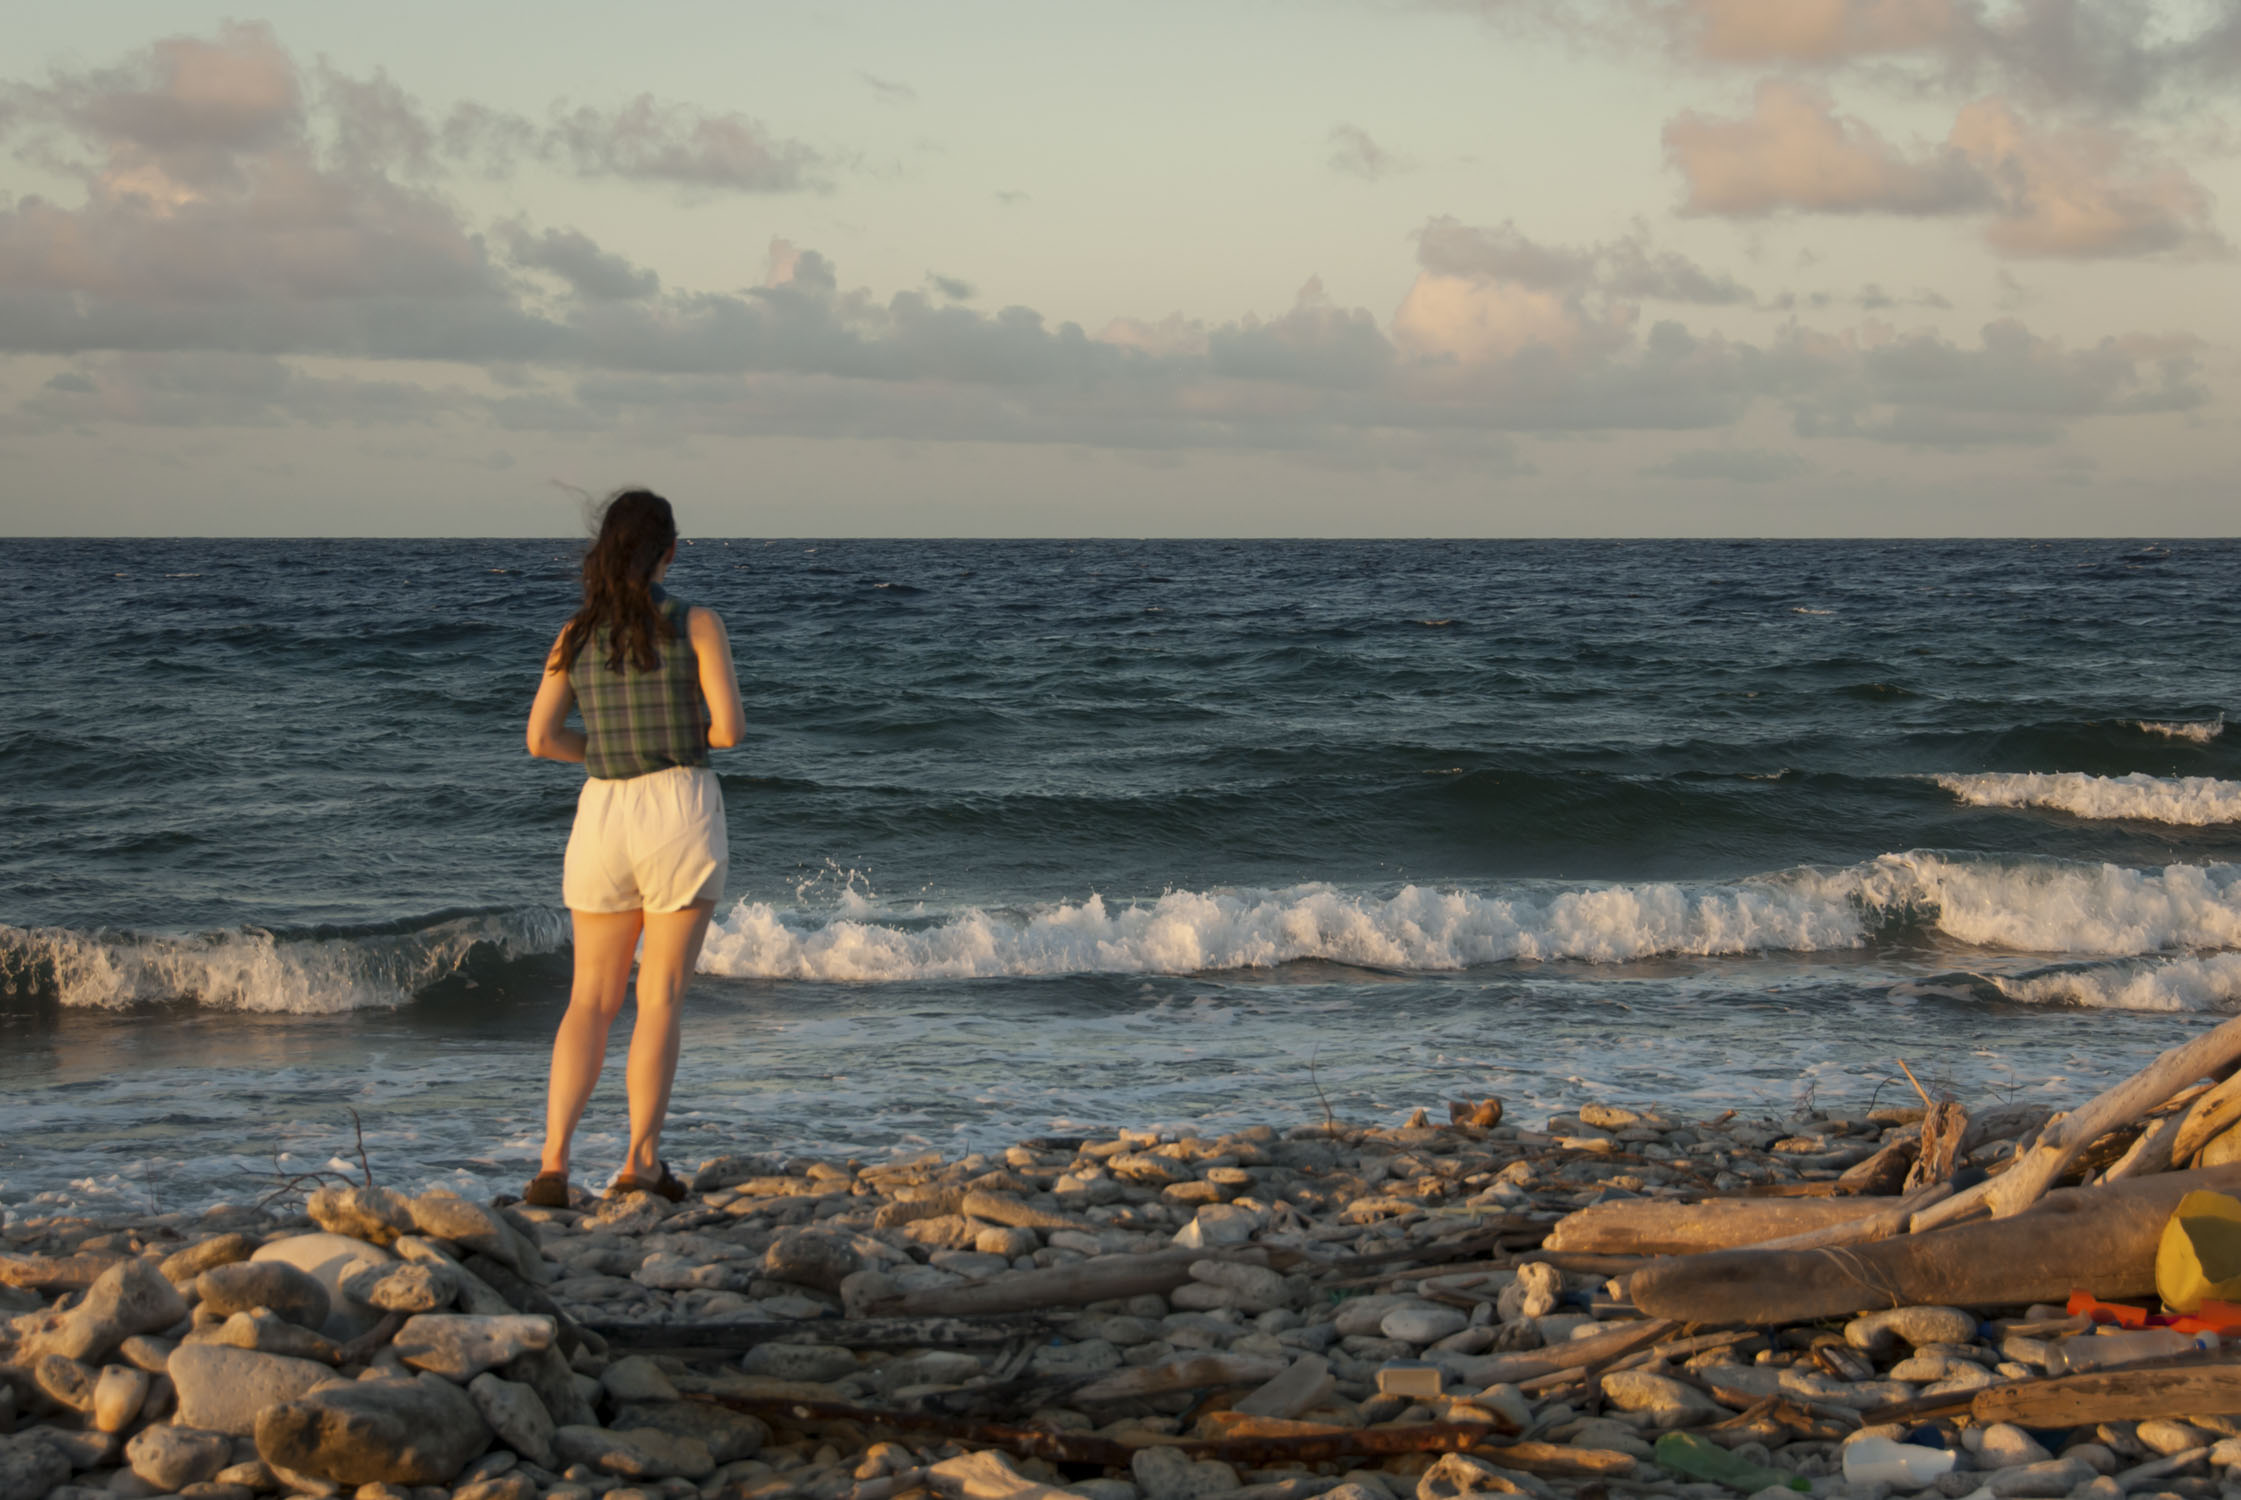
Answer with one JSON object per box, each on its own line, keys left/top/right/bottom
{"left": 1498, "top": 1263, "right": 1562, "bottom": 1323}
{"left": 1172, "top": 1204, "right": 1264, "bottom": 1250}
{"left": 91, "top": 1365, "right": 150, "bottom": 1433}
{"left": 1843, "top": 1305, "right": 1976, "bottom": 1352}
{"left": 391, "top": 1314, "right": 554, "bottom": 1381}
{"left": 252, "top": 1234, "right": 394, "bottom": 1341}
{"left": 1974, "top": 1423, "right": 2052, "bottom": 1469}
{"left": 1381, "top": 1306, "right": 1467, "bottom": 1345}
{"left": 1599, "top": 1370, "right": 1722, "bottom": 1429}
{"left": 168, "top": 1344, "right": 336, "bottom": 1437}
{"left": 467, "top": 1373, "right": 557, "bottom": 1470}
{"left": 125, "top": 1426, "right": 232, "bottom": 1491}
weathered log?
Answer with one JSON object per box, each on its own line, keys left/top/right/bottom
{"left": 1488, "top": 1441, "right": 1638, "bottom": 1477}
{"left": 1631, "top": 1163, "right": 2241, "bottom": 1325}
{"left": 1073, "top": 1354, "right": 1289, "bottom": 1403}
{"left": 1970, "top": 1358, "right": 2241, "bottom": 1426}
{"left": 1834, "top": 1132, "right": 1918, "bottom": 1196}
{"left": 581, "top": 1313, "right": 1054, "bottom": 1351}
{"left": 879, "top": 1247, "right": 1281, "bottom": 1318}
{"left": 2100, "top": 1114, "right": 2179, "bottom": 1184}
{"left": 1957, "top": 1103, "right": 2055, "bottom": 1161}
{"left": 1545, "top": 1196, "right": 1897, "bottom": 1255}
{"left": 1467, "top": 1318, "right": 1677, "bottom": 1386}
{"left": 1917, "top": 1013, "right": 2241, "bottom": 1228}
{"left": 2177, "top": 1073, "right": 2241, "bottom": 1164}
{"left": 1905, "top": 1100, "right": 1967, "bottom": 1192}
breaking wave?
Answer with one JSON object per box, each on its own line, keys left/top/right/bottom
{"left": 695, "top": 852, "right": 2241, "bottom": 983}
{"left": 1934, "top": 771, "right": 2241, "bottom": 825}
{"left": 2132, "top": 718, "right": 2225, "bottom": 744}
{"left": 0, "top": 909, "right": 569, "bottom": 1013}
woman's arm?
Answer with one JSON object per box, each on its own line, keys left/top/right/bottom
{"left": 526, "top": 629, "right": 587, "bottom": 762}
{"left": 688, "top": 606, "right": 746, "bottom": 749}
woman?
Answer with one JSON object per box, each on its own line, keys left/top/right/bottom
{"left": 522, "top": 490, "right": 745, "bottom": 1205}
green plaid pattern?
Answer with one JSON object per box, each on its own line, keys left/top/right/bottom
{"left": 568, "top": 589, "right": 710, "bottom": 781}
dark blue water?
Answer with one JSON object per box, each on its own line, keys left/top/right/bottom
{"left": 4, "top": 538, "right": 2238, "bottom": 1217}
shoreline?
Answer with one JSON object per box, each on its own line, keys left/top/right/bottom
{"left": 4, "top": 1089, "right": 2236, "bottom": 1500}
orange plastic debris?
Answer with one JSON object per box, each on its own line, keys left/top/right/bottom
{"left": 2170, "top": 1298, "right": 2241, "bottom": 1337}
{"left": 2068, "top": 1290, "right": 2151, "bottom": 1328}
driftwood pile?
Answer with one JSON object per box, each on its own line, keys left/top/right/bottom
{"left": 7, "top": 1015, "right": 2241, "bottom": 1500}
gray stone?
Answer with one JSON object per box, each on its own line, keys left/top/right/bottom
{"left": 551, "top": 1427, "right": 713, "bottom": 1481}
{"left": 338, "top": 1261, "right": 458, "bottom": 1316}
{"left": 254, "top": 1370, "right": 491, "bottom": 1486}
{"left": 761, "top": 1231, "right": 862, "bottom": 1294}
{"left": 92, "top": 1365, "right": 151, "bottom": 1432}
{"left": 214, "top": 1461, "right": 274, "bottom": 1490}
{"left": 1599, "top": 1370, "right": 1723, "bottom": 1429}
{"left": 0, "top": 1433, "right": 74, "bottom": 1500}
{"left": 1498, "top": 1264, "right": 1562, "bottom": 1324}
{"left": 738, "top": 1343, "right": 858, "bottom": 1382}
{"left": 1179, "top": 1260, "right": 1291, "bottom": 1314}
{"left": 34, "top": 1353, "right": 97, "bottom": 1412}
{"left": 117, "top": 1335, "right": 175, "bottom": 1374}
{"left": 199, "top": 1262, "right": 332, "bottom": 1332}
{"left": 389, "top": 1240, "right": 512, "bottom": 1320}
{"left": 451, "top": 1475, "right": 534, "bottom": 1500}
{"left": 305, "top": 1188, "right": 415, "bottom": 1249}
{"left": 251, "top": 1236, "right": 392, "bottom": 1342}
{"left": 500, "top": 1347, "right": 597, "bottom": 1430}
{"left": 404, "top": 1195, "right": 516, "bottom": 1270}
{"left": 1844, "top": 1306, "right": 1977, "bottom": 1353}
{"left": 31, "top": 1429, "right": 117, "bottom": 1472}
{"left": 391, "top": 1314, "right": 553, "bottom": 1381}
{"left": 1233, "top": 1355, "right": 1335, "bottom": 1419}
{"left": 2137, "top": 1419, "right": 2212, "bottom": 1456}
{"left": 609, "top": 1402, "right": 767, "bottom": 1465}
{"left": 161, "top": 1235, "right": 262, "bottom": 1288}
{"left": 1975, "top": 1423, "right": 2053, "bottom": 1469}
{"left": 1171, "top": 1205, "right": 1262, "bottom": 1250}
{"left": 1381, "top": 1306, "right": 1468, "bottom": 1345}
{"left": 170, "top": 1344, "right": 338, "bottom": 1436}
{"left": 1130, "top": 1443, "right": 1241, "bottom": 1500}
{"left": 20, "top": 1259, "right": 187, "bottom": 1365}
{"left": 190, "top": 1308, "right": 342, "bottom": 1363}
{"left": 465, "top": 1374, "right": 556, "bottom": 1470}
{"left": 596, "top": 1357, "right": 678, "bottom": 1404}
{"left": 126, "top": 1427, "right": 232, "bottom": 1491}
{"left": 1977, "top": 1457, "right": 2094, "bottom": 1497}
{"left": 1417, "top": 1452, "right": 1531, "bottom": 1499}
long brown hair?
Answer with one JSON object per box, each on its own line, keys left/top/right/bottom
{"left": 553, "top": 489, "right": 678, "bottom": 674}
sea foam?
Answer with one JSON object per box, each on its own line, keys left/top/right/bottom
{"left": 695, "top": 852, "right": 2241, "bottom": 983}
{"left": 0, "top": 909, "right": 568, "bottom": 1013}
{"left": 1935, "top": 771, "right": 2241, "bottom": 826}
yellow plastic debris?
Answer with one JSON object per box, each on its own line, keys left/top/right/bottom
{"left": 2156, "top": 1189, "right": 2241, "bottom": 1313}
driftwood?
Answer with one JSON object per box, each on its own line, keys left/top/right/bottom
{"left": 1970, "top": 1358, "right": 2241, "bottom": 1425}
{"left": 1834, "top": 1133, "right": 1918, "bottom": 1196}
{"left": 1955, "top": 1102, "right": 2054, "bottom": 1161}
{"left": 2177, "top": 1073, "right": 2241, "bottom": 1164}
{"left": 695, "top": 1394, "right": 1505, "bottom": 1465}
{"left": 1631, "top": 1163, "right": 2241, "bottom": 1324}
{"left": 581, "top": 1313, "right": 1054, "bottom": 1352}
{"left": 1545, "top": 1196, "right": 1897, "bottom": 1256}
{"left": 879, "top": 1248, "right": 1281, "bottom": 1318}
{"left": 2100, "top": 1114, "right": 2180, "bottom": 1184}
{"left": 1072, "top": 1354, "right": 1289, "bottom": 1403}
{"left": 1915, "top": 1013, "right": 2241, "bottom": 1230}
{"left": 1468, "top": 1317, "right": 1676, "bottom": 1386}
{"left": 1904, "top": 1099, "right": 1967, "bottom": 1192}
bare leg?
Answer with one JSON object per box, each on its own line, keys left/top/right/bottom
{"left": 621, "top": 901, "right": 715, "bottom": 1181}
{"left": 540, "top": 909, "right": 645, "bottom": 1175}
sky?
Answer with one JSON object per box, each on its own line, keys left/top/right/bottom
{"left": 0, "top": 1, "right": 2236, "bottom": 536}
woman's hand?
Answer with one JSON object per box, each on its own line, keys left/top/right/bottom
{"left": 689, "top": 607, "right": 746, "bottom": 749}
{"left": 527, "top": 629, "right": 588, "bottom": 762}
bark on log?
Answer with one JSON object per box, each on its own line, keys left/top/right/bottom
{"left": 1467, "top": 1318, "right": 1677, "bottom": 1386}
{"left": 1970, "top": 1359, "right": 2241, "bottom": 1426}
{"left": 1916, "top": 1013, "right": 2241, "bottom": 1228}
{"left": 1630, "top": 1163, "right": 2241, "bottom": 1325}
{"left": 1835, "top": 1133, "right": 1918, "bottom": 1196}
{"left": 1545, "top": 1196, "right": 1898, "bottom": 1255}
{"left": 1905, "top": 1100, "right": 1967, "bottom": 1192}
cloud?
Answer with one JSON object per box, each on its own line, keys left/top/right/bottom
{"left": 21, "top": 352, "right": 457, "bottom": 428}
{"left": 1443, "top": 0, "right": 2241, "bottom": 110}
{"left": 928, "top": 273, "right": 975, "bottom": 301}
{"left": 1413, "top": 217, "right": 1752, "bottom": 305}
{"left": 1327, "top": 123, "right": 1407, "bottom": 180}
{"left": 1665, "top": 80, "right": 1985, "bottom": 216}
{"left": 859, "top": 72, "right": 916, "bottom": 104}
{"left": 1645, "top": 446, "right": 1812, "bottom": 481}
{"left": 1666, "top": 81, "right": 2224, "bottom": 257}
{"left": 539, "top": 95, "right": 825, "bottom": 193}
{"left": 1208, "top": 277, "right": 1393, "bottom": 386}
{"left": 501, "top": 223, "right": 660, "bottom": 301}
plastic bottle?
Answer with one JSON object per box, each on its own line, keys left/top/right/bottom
{"left": 2046, "top": 1328, "right": 2216, "bottom": 1373}
{"left": 1841, "top": 1436, "right": 1959, "bottom": 1487}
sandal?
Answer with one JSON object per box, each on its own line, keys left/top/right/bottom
{"left": 523, "top": 1171, "right": 571, "bottom": 1209}
{"left": 608, "top": 1160, "right": 687, "bottom": 1202}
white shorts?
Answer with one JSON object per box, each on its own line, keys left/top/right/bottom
{"left": 563, "top": 765, "right": 729, "bottom": 914}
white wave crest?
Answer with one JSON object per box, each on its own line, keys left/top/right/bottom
{"left": 0, "top": 910, "right": 569, "bottom": 1012}
{"left": 1988, "top": 954, "right": 2241, "bottom": 1012}
{"left": 1935, "top": 772, "right": 2241, "bottom": 826}
{"left": 2133, "top": 718, "right": 2224, "bottom": 744}
{"left": 696, "top": 852, "right": 2241, "bottom": 983}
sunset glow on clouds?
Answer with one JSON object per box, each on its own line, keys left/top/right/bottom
{"left": 0, "top": 1, "right": 2234, "bottom": 534}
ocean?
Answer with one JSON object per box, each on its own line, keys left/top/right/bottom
{"left": 3, "top": 537, "right": 2237, "bottom": 1222}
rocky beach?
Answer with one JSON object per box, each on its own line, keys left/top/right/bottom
{"left": 8, "top": 1058, "right": 2241, "bottom": 1500}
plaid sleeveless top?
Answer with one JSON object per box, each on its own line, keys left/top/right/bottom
{"left": 567, "top": 588, "right": 709, "bottom": 781}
